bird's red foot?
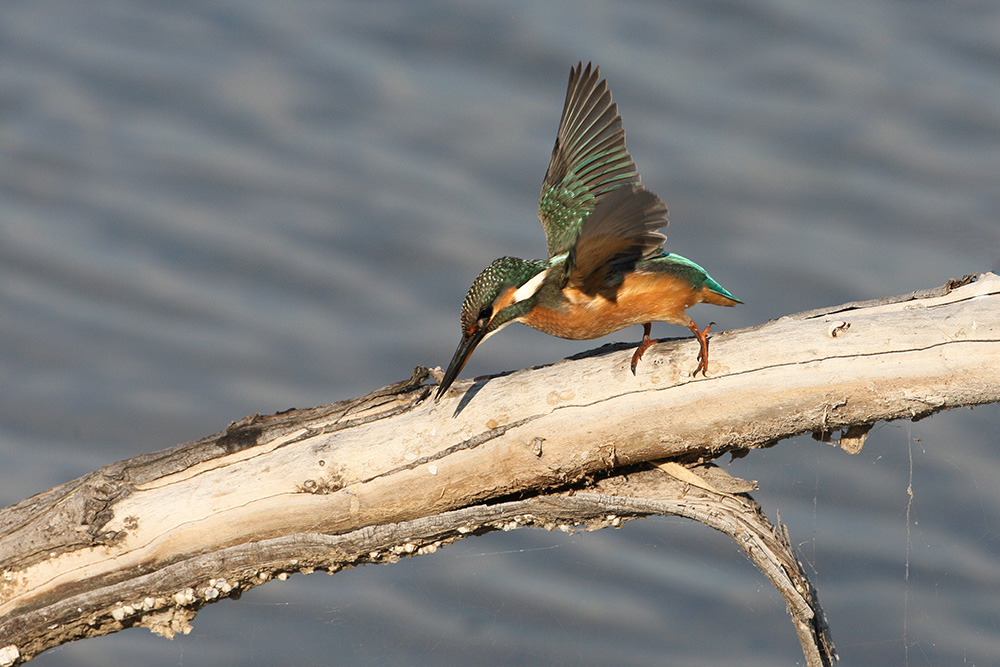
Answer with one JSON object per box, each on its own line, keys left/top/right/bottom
{"left": 630, "top": 322, "right": 654, "bottom": 375}
{"left": 688, "top": 321, "right": 715, "bottom": 376}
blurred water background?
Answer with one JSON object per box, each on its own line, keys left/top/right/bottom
{"left": 2, "top": 1, "right": 999, "bottom": 664}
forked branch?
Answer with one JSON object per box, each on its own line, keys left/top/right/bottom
{"left": 2, "top": 273, "right": 998, "bottom": 666}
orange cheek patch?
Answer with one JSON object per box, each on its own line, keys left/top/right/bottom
{"left": 491, "top": 286, "right": 519, "bottom": 317}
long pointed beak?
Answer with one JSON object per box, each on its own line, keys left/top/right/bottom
{"left": 435, "top": 327, "right": 489, "bottom": 401}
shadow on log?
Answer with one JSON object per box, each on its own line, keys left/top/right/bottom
{"left": 2, "top": 272, "right": 999, "bottom": 666}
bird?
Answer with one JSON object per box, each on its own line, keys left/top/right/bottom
{"left": 435, "top": 62, "right": 740, "bottom": 401}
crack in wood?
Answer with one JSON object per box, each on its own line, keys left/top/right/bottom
{"left": 3, "top": 276, "right": 998, "bottom": 667}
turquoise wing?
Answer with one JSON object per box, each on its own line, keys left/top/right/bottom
{"left": 638, "top": 253, "right": 743, "bottom": 304}
{"left": 538, "top": 62, "right": 643, "bottom": 258}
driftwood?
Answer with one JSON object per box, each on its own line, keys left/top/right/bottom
{"left": 2, "top": 272, "right": 999, "bottom": 666}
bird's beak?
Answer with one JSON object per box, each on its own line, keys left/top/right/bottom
{"left": 435, "top": 326, "right": 489, "bottom": 401}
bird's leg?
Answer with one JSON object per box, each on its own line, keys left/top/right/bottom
{"left": 630, "top": 322, "right": 654, "bottom": 375}
{"left": 688, "top": 320, "right": 715, "bottom": 376}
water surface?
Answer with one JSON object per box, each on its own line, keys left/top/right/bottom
{"left": 2, "top": 1, "right": 999, "bottom": 664}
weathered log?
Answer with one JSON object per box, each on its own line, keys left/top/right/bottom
{"left": 2, "top": 272, "right": 998, "bottom": 666}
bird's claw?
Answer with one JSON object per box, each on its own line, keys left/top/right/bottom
{"left": 630, "top": 345, "right": 647, "bottom": 375}
{"left": 690, "top": 321, "right": 715, "bottom": 376}
{"left": 631, "top": 323, "right": 655, "bottom": 375}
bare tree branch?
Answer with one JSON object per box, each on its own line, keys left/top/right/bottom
{"left": 2, "top": 272, "right": 998, "bottom": 666}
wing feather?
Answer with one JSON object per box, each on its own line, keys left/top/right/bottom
{"left": 538, "top": 62, "right": 642, "bottom": 257}
{"left": 564, "top": 185, "right": 668, "bottom": 297}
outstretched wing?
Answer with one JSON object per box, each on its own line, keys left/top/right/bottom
{"left": 564, "top": 184, "right": 668, "bottom": 296}
{"left": 538, "top": 62, "right": 643, "bottom": 258}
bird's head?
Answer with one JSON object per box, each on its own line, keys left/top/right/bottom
{"left": 436, "top": 256, "right": 548, "bottom": 400}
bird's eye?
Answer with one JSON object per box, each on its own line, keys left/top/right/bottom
{"left": 477, "top": 306, "right": 493, "bottom": 323}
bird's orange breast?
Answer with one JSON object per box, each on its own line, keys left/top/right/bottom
{"left": 519, "top": 271, "right": 724, "bottom": 340}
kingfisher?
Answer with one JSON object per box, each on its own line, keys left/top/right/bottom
{"left": 435, "top": 62, "right": 740, "bottom": 401}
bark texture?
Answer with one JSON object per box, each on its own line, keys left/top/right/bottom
{"left": 2, "top": 272, "right": 998, "bottom": 666}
